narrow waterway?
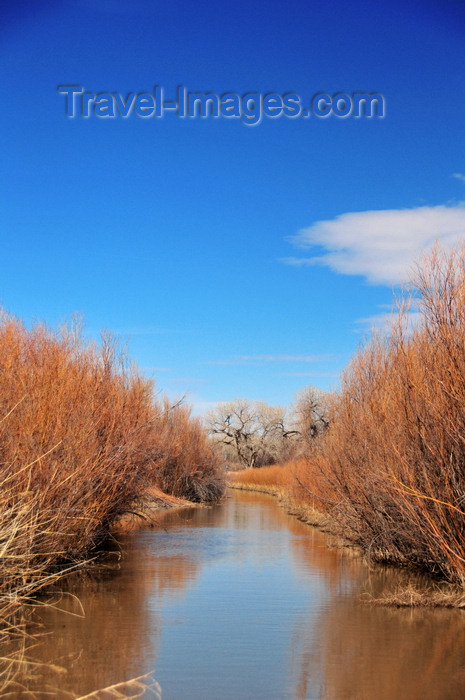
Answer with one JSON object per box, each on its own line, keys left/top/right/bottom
{"left": 19, "top": 489, "right": 465, "bottom": 699}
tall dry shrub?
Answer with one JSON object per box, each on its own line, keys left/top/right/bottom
{"left": 152, "top": 399, "right": 225, "bottom": 503}
{"left": 0, "top": 311, "right": 226, "bottom": 603}
{"left": 0, "top": 313, "right": 161, "bottom": 596}
{"left": 0, "top": 311, "right": 227, "bottom": 696}
{"left": 307, "top": 245, "right": 465, "bottom": 581}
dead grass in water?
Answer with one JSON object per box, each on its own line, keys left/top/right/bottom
{"left": 370, "top": 583, "right": 465, "bottom": 609}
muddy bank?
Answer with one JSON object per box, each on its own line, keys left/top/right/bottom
{"left": 111, "top": 485, "right": 205, "bottom": 534}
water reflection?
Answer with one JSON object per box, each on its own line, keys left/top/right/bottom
{"left": 298, "top": 601, "right": 465, "bottom": 700}
{"left": 10, "top": 489, "right": 465, "bottom": 699}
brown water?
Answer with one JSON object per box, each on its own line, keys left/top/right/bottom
{"left": 13, "top": 489, "right": 465, "bottom": 699}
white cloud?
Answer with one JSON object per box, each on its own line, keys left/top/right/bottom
{"left": 453, "top": 173, "right": 465, "bottom": 184}
{"left": 205, "top": 354, "right": 332, "bottom": 365}
{"left": 278, "top": 371, "right": 339, "bottom": 377}
{"left": 142, "top": 366, "right": 171, "bottom": 372}
{"left": 282, "top": 205, "right": 465, "bottom": 285}
{"left": 355, "top": 310, "right": 423, "bottom": 333}
{"left": 166, "top": 377, "right": 208, "bottom": 384}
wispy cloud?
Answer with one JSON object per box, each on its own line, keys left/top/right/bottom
{"left": 355, "top": 309, "right": 423, "bottom": 333}
{"left": 453, "top": 173, "right": 465, "bottom": 184}
{"left": 166, "top": 377, "right": 209, "bottom": 384}
{"left": 205, "top": 354, "right": 333, "bottom": 365}
{"left": 113, "top": 326, "right": 184, "bottom": 337}
{"left": 141, "top": 366, "right": 171, "bottom": 372}
{"left": 281, "top": 204, "right": 465, "bottom": 286}
{"left": 190, "top": 399, "right": 221, "bottom": 416}
{"left": 278, "top": 371, "right": 339, "bottom": 377}
{"left": 355, "top": 311, "right": 399, "bottom": 329}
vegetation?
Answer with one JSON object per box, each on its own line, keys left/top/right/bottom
{"left": 152, "top": 398, "right": 225, "bottom": 503}
{"left": 290, "top": 385, "right": 332, "bottom": 447}
{"left": 5, "top": 240, "right": 465, "bottom": 632}
{"left": 206, "top": 398, "right": 293, "bottom": 468}
{"left": 231, "top": 245, "right": 465, "bottom": 586}
{"left": 205, "top": 391, "right": 331, "bottom": 469}
{"left": 0, "top": 311, "right": 224, "bottom": 622}
{"left": 229, "top": 460, "right": 308, "bottom": 500}
{"left": 229, "top": 461, "right": 329, "bottom": 530}
{"left": 306, "top": 244, "right": 465, "bottom": 582}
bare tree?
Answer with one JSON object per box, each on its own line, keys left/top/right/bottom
{"left": 291, "top": 385, "right": 332, "bottom": 446}
{"left": 206, "top": 398, "right": 295, "bottom": 468}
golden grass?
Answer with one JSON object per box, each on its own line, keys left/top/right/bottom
{"left": 229, "top": 460, "right": 328, "bottom": 527}
{"left": 229, "top": 463, "right": 292, "bottom": 495}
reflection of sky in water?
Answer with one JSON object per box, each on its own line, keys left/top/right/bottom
{"left": 144, "top": 502, "right": 331, "bottom": 700}
{"left": 14, "top": 490, "right": 465, "bottom": 700}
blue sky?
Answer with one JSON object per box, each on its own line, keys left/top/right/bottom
{"left": 2, "top": 0, "right": 465, "bottom": 412}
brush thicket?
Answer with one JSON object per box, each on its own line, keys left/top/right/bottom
{"left": 0, "top": 312, "right": 224, "bottom": 614}
{"left": 303, "top": 245, "right": 465, "bottom": 581}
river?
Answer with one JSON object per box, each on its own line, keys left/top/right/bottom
{"left": 14, "top": 489, "right": 465, "bottom": 699}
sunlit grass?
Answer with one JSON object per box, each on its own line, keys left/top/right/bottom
{"left": 229, "top": 459, "right": 327, "bottom": 522}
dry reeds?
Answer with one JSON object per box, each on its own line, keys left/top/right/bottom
{"left": 229, "top": 463, "right": 297, "bottom": 497}
{"left": 239, "top": 246, "right": 465, "bottom": 585}
{"left": 229, "top": 459, "right": 326, "bottom": 521}
{"left": 0, "top": 315, "right": 155, "bottom": 603}
{"left": 0, "top": 311, "right": 224, "bottom": 617}
{"left": 74, "top": 672, "right": 162, "bottom": 699}
{"left": 301, "top": 244, "right": 465, "bottom": 582}
{"left": 370, "top": 583, "right": 465, "bottom": 608}
{"left": 151, "top": 398, "right": 225, "bottom": 503}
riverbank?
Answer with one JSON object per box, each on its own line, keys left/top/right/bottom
{"left": 229, "top": 467, "right": 465, "bottom": 608}
{"left": 296, "top": 248, "right": 465, "bottom": 587}
{"left": 14, "top": 488, "right": 465, "bottom": 700}
{"left": 111, "top": 485, "right": 204, "bottom": 534}
{"left": 228, "top": 465, "right": 331, "bottom": 531}
{"left": 0, "top": 310, "right": 225, "bottom": 679}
